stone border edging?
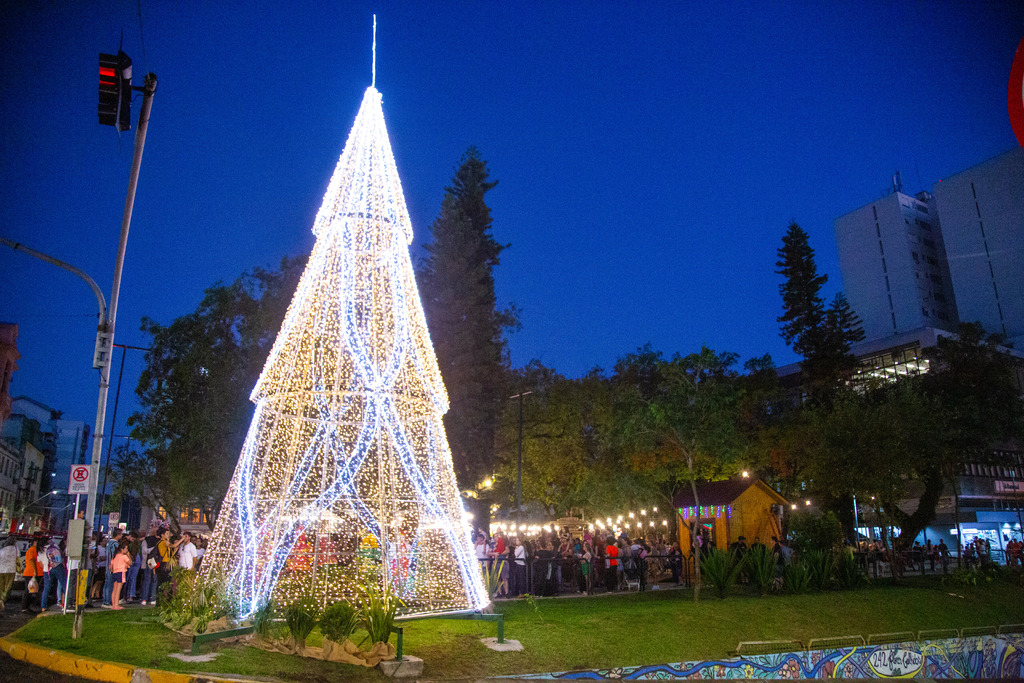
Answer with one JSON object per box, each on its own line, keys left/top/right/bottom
{"left": 0, "top": 636, "right": 245, "bottom": 683}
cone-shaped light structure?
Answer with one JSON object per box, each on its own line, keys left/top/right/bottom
{"left": 201, "top": 86, "right": 489, "bottom": 616}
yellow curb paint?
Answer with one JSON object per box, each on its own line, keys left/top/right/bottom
{"left": 0, "top": 637, "right": 240, "bottom": 683}
{"left": 1, "top": 637, "right": 134, "bottom": 682}
{"left": 146, "top": 671, "right": 204, "bottom": 683}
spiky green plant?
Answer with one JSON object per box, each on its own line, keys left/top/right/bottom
{"left": 284, "top": 597, "right": 320, "bottom": 649}
{"left": 482, "top": 558, "right": 506, "bottom": 600}
{"left": 358, "top": 581, "right": 405, "bottom": 644}
{"left": 252, "top": 598, "right": 276, "bottom": 638}
{"left": 746, "top": 545, "right": 778, "bottom": 596}
{"left": 835, "top": 551, "right": 867, "bottom": 590}
{"left": 804, "top": 549, "right": 837, "bottom": 590}
{"left": 700, "top": 549, "right": 744, "bottom": 599}
{"left": 782, "top": 560, "right": 812, "bottom": 594}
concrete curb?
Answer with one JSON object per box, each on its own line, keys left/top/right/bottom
{"left": 0, "top": 636, "right": 248, "bottom": 683}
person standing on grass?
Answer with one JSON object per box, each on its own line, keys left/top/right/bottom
{"left": 0, "top": 538, "right": 17, "bottom": 612}
{"left": 125, "top": 530, "right": 141, "bottom": 603}
{"left": 155, "top": 527, "right": 174, "bottom": 603}
{"left": 102, "top": 528, "right": 124, "bottom": 607}
{"left": 605, "top": 537, "right": 619, "bottom": 592}
{"left": 177, "top": 532, "right": 198, "bottom": 570}
{"left": 140, "top": 526, "right": 159, "bottom": 605}
{"left": 109, "top": 543, "right": 130, "bottom": 610}
{"left": 512, "top": 536, "right": 527, "bottom": 596}
{"left": 194, "top": 536, "right": 207, "bottom": 571}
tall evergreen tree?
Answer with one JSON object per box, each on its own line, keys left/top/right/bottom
{"left": 819, "top": 292, "right": 866, "bottom": 381}
{"left": 776, "top": 224, "right": 864, "bottom": 392}
{"left": 776, "top": 222, "right": 828, "bottom": 359}
{"left": 418, "top": 147, "right": 512, "bottom": 493}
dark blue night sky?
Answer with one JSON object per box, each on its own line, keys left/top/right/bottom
{"left": 1, "top": 2, "right": 1022, "bottom": 433}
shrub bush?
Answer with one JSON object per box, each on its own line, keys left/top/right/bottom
{"left": 787, "top": 510, "right": 844, "bottom": 556}
{"left": 319, "top": 600, "right": 358, "bottom": 643}
{"left": 942, "top": 567, "right": 978, "bottom": 588}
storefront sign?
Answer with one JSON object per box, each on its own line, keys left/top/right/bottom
{"left": 995, "top": 480, "right": 1024, "bottom": 494}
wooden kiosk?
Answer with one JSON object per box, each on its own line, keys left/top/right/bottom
{"left": 674, "top": 478, "right": 788, "bottom": 552}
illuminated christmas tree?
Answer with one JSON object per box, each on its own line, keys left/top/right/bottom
{"left": 201, "top": 85, "right": 489, "bottom": 617}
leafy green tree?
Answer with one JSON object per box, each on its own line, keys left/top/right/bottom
{"left": 808, "top": 380, "right": 945, "bottom": 548}
{"left": 613, "top": 345, "right": 746, "bottom": 601}
{"left": 417, "top": 147, "right": 517, "bottom": 499}
{"left": 126, "top": 257, "right": 305, "bottom": 529}
{"left": 921, "top": 322, "right": 1024, "bottom": 559}
{"left": 491, "top": 363, "right": 614, "bottom": 518}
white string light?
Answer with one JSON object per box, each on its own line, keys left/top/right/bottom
{"left": 201, "top": 86, "right": 488, "bottom": 617}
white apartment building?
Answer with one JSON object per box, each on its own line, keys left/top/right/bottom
{"left": 835, "top": 188, "right": 958, "bottom": 343}
{"left": 835, "top": 147, "right": 1023, "bottom": 345}
{"left": 932, "top": 148, "right": 1024, "bottom": 349}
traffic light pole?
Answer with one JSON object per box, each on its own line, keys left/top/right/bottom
{"left": 75, "top": 71, "right": 157, "bottom": 640}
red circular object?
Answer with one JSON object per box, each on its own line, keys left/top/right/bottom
{"left": 72, "top": 467, "right": 89, "bottom": 482}
{"left": 1009, "top": 34, "right": 1024, "bottom": 148}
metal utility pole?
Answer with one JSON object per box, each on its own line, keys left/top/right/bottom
{"left": 74, "top": 70, "right": 157, "bottom": 639}
{"left": 509, "top": 391, "right": 532, "bottom": 529}
{"left": 82, "top": 71, "right": 158, "bottom": 541}
{"left": 95, "top": 343, "right": 149, "bottom": 531}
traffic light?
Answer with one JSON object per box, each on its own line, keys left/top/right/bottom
{"left": 98, "top": 51, "right": 132, "bottom": 131}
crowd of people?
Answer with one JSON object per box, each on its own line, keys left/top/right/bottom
{"left": 0, "top": 524, "right": 208, "bottom": 614}
{"left": 473, "top": 528, "right": 686, "bottom": 598}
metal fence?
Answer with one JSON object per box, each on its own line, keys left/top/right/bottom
{"left": 735, "top": 624, "right": 1024, "bottom": 656}
{"left": 480, "top": 552, "right": 694, "bottom": 598}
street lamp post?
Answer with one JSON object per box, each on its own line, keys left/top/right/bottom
{"left": 509, "top": 391, "right": 533, "bottom": 528}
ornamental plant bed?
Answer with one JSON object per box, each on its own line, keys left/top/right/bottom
{"left": 9, "top": 580, "right": 1024, "bottom": 680}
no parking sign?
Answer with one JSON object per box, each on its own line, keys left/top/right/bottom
{"left": 69, "top": 465, "right": 91, "bottom": 495}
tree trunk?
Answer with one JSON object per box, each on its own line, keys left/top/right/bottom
{"left": 687, "top": 456, "right": 701, "bottom": 603}
{"left": 952, "top": 477, "right": 963, "bottom": 569}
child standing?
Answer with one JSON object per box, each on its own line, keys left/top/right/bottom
{"left": 109, "top": 543, "right": 131, "bottom": 610}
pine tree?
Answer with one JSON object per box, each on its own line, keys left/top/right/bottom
{"left": 776, "top": 222, "right": 828, "bottom": 359}
{"left": 418, "top": 147, "right": 511, "bottom": 491}
{"left": 776, "top": 224, "right": 868, "bottom": 392}
{"left": 821, "top": 292, "right": 866, "bottom": 376}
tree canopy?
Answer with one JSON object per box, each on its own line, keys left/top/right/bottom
{"left": 417, "top": 147, "right": 516, "bottom": 494}
{"left": 124, "top": 256, "right": 305, "bottom": 529}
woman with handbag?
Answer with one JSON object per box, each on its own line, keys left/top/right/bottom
{"left": 21, "top": 537, "right": 45, "bottom": 613}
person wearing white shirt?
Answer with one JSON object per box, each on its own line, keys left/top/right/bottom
{"left": 177, "top": 532, "right": 198, "bottom": 570}
{"left": 0, "top": 538, "right": 17, "bottom": 612}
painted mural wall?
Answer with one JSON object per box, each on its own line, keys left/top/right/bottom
{"left": 514, "top": 633, "right": 1023, "bottom": 680}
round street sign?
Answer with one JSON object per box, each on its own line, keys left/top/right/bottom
{"left": 1009, "top": 34, "right": 1024, "bottom": 148}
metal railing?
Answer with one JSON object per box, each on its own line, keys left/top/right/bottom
{"left": 735, "top": 624, "right": 1024, "bottom": 656}
{"left": 479, "top": 552, "right": 694, "bottom": 598}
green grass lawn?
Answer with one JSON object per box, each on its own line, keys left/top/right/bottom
{"left": 10, "top": 577, "right": 1024, "bottom": 680}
